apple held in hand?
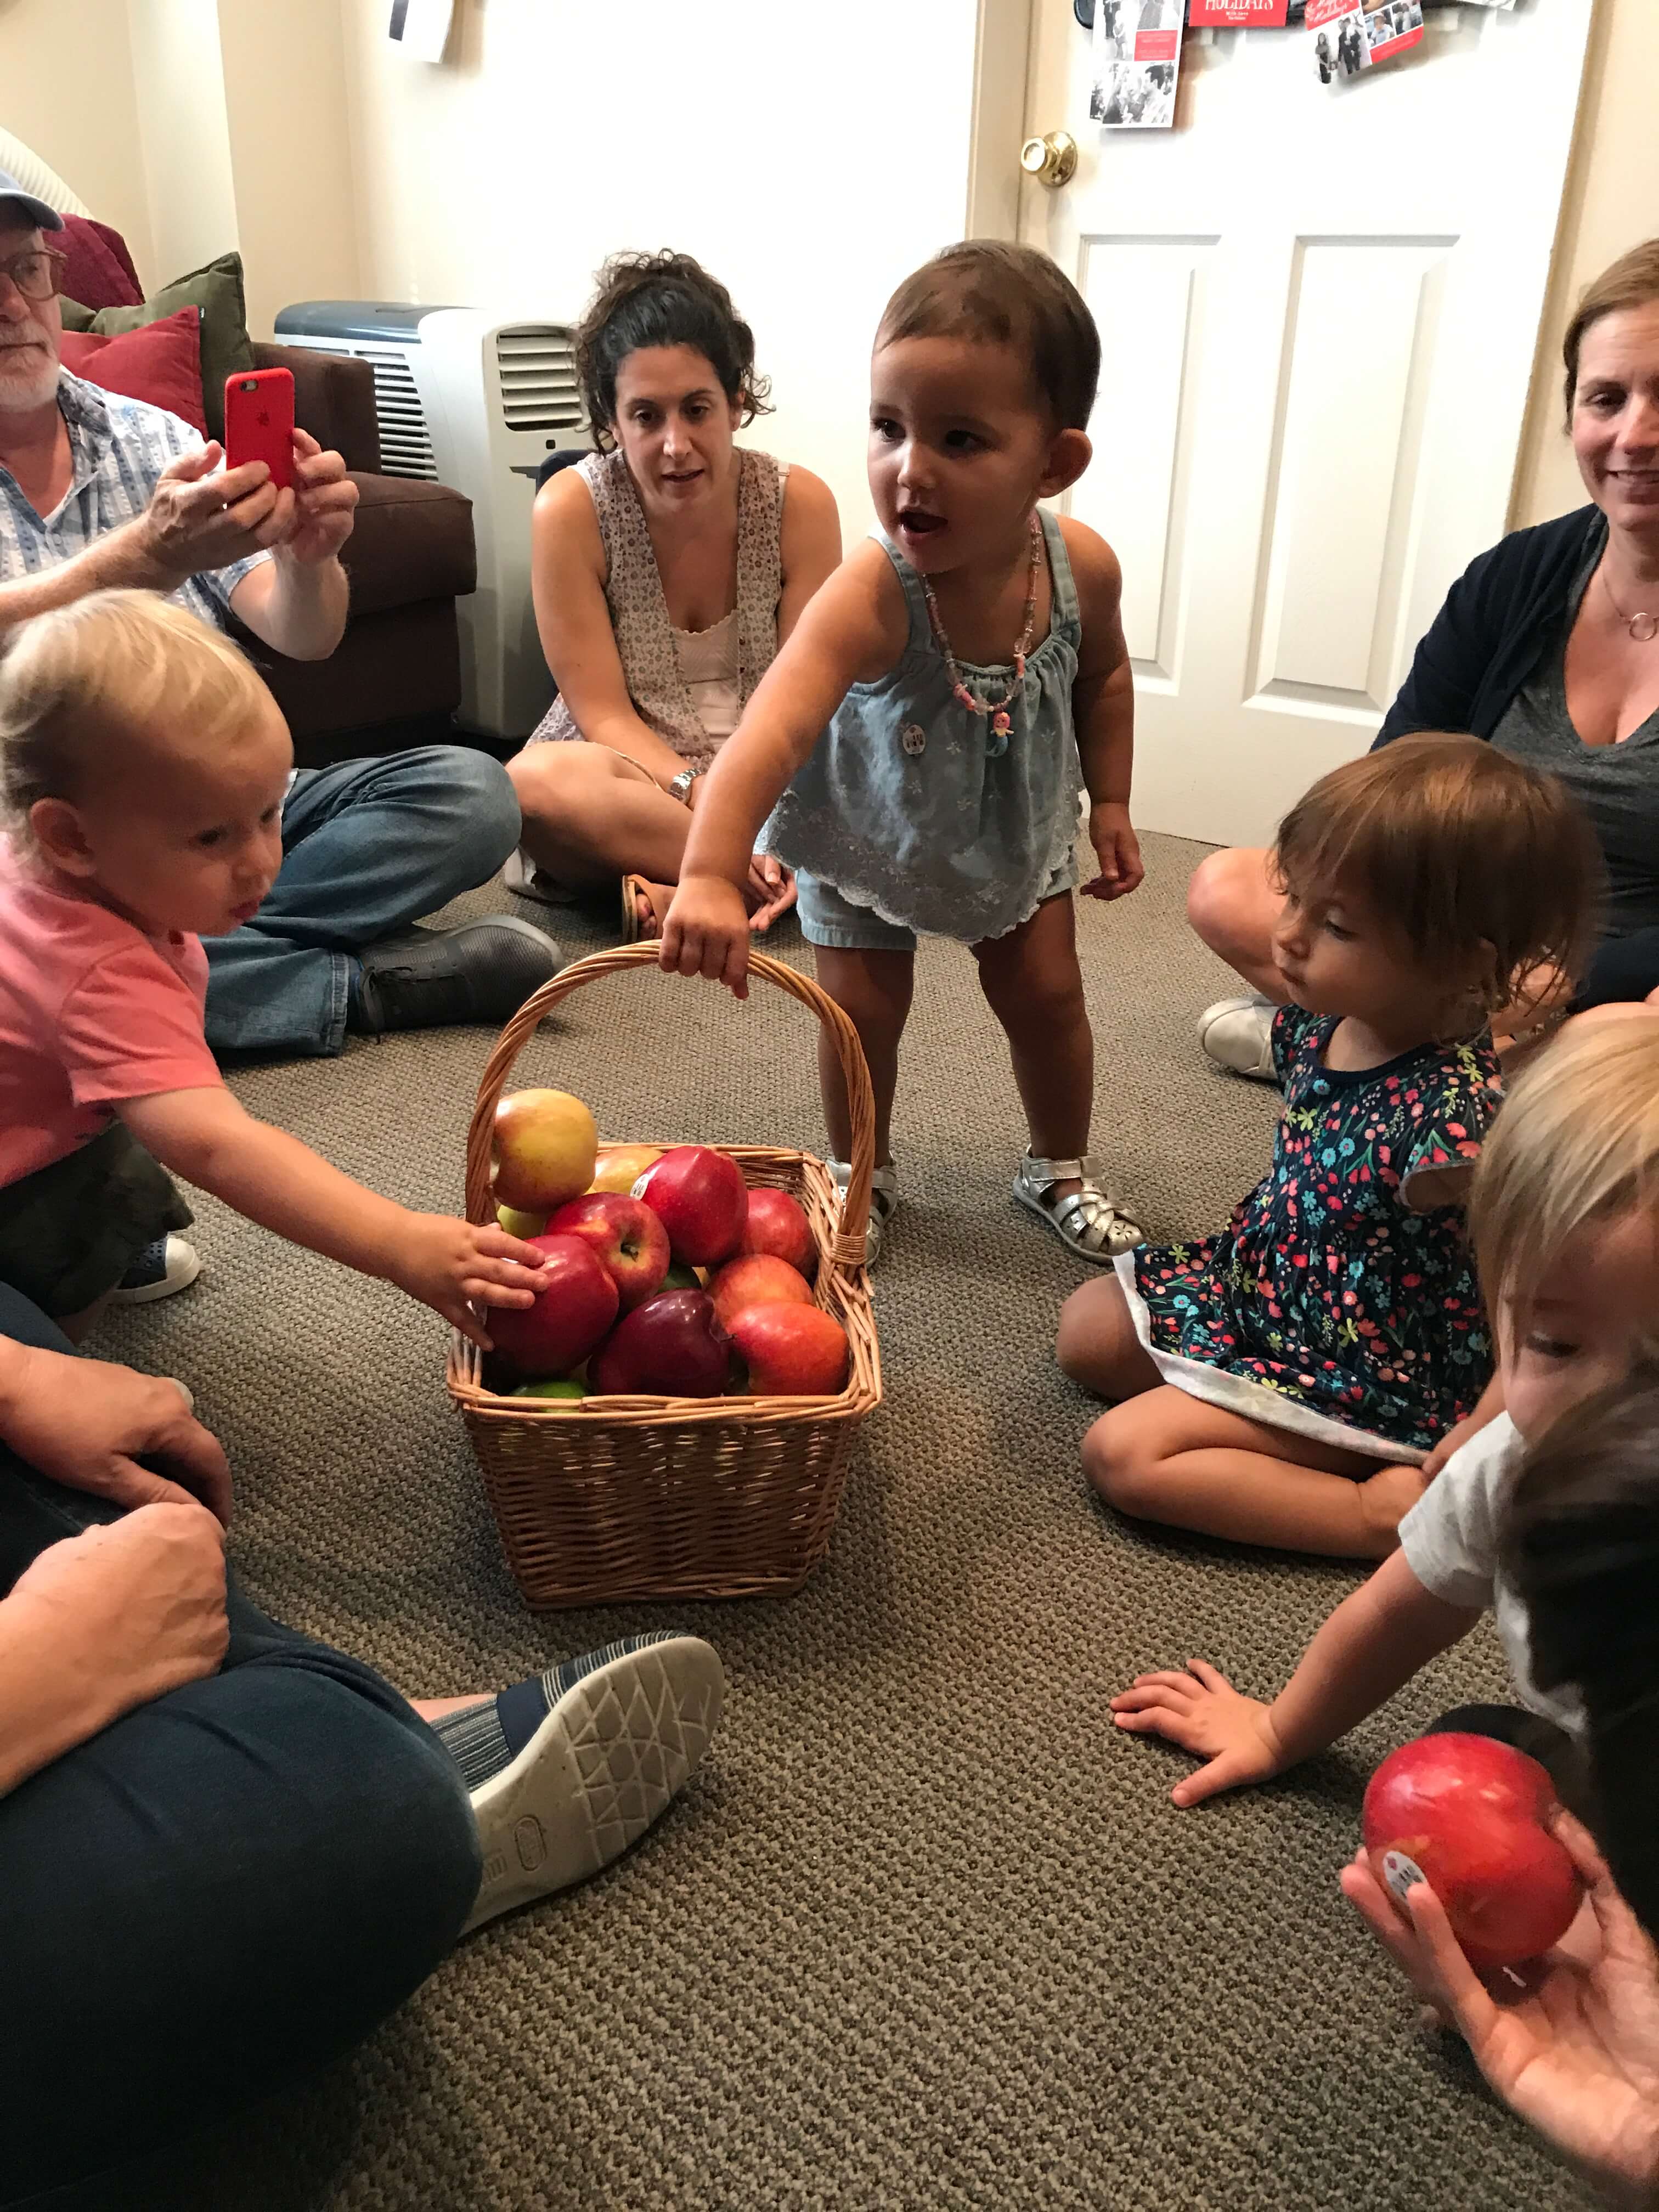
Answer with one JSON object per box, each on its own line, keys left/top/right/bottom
{"left": 492, "top": 1088, "right": 598, "bottom": 1214}
{"left": 633, "top": 1146, "right": 747, "bottom": 1267}
{"left": 545, "top": 1192, "right": 671, "bottom": 1311}
{"left": 1362, "top": 1732, "right": 1585, "bottom": 1970}
{"left": 487, "top": 1232, "right": 618, "bottom": 1378}
{"left": 709, "top": 1252, "right": 814, "bottom": 1331}
{"left": 589, "top": 1288, "right": 731, "bottom": 1398}
{"left": 739, "top": 1187, "right": 817, "bottom": 1279}
{"left": 726, "top": 1303, "right": 850, "bottom": 1396}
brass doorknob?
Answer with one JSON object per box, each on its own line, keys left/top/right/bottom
{"left": 1019, "top": 130, "right": 1078, "bottom": 189}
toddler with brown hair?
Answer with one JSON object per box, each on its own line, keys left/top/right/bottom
{"left": 1058, "top": 734, "right": 1603, "bottom": 1558}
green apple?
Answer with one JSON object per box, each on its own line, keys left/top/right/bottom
{"left": 497, "top": 1204, "right": 548, "bottom": 1239}
{"left": 510, "top": 1378, "right": 585, "bottom": 1400}
{"left": 663, "top": 1261, "right": 703, "bottom": 1290}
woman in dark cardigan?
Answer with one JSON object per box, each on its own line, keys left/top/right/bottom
{"left": 1192, "top": 239, "right": 1659, "bottom": 1077}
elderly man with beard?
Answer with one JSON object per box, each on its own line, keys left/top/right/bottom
{"left": 0, "top": 177, "right": 560, "bottom": 1290}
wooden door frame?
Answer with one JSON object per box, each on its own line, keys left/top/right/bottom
{"left": 966, "top": 0, "right": 1036, "bottom": 240}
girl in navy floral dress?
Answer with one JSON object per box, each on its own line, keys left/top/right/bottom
{"left": 1058, "top": 736, "right": 1602, "bottom": 1559}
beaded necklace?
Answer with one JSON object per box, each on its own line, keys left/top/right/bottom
{"left": 918, "top": 514, "right": 1042, "bottom": 738}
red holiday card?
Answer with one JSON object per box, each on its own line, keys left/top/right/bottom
{"left": 1187, "top": 0, "right": 1289, "bottom": 22}
{"left": 1305, "top": 0, "right": 1351, "bottom": 24}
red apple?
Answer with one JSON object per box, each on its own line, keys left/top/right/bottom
{"left": 708, "top": 1252, "right": 815, "bottom": 1331}
{"left": 739, "top": 1187, "right": 817, "bottom": 1279}
{"left": 589, "top": 1288, "right": 732, "bottom": 1398}
{"left": 544, "top": 1192, "right": 671, "bottom": 1311}
{"left": 487, "top": 1232, "right": 618, "bottom": 1378}
{"left": 632, "top": 1146, "right": 747, "bottom": 1266}
{"left": 726, "top": 1303, "right": 850, "bottom": 1396}
{"left": 1361, "top": 1732, "right": 1585, "bottom": 1969}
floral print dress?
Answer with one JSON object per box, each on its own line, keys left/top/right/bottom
{"left": 1112, "top": 1006, "right": 1499, "bottom": 1461}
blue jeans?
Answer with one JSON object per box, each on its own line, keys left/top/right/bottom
{"left": 0, "top": 1288, "right": 482, "bottom": 2207}
{"left": 202, "top": 747, "right": 521, "bottom": 1057}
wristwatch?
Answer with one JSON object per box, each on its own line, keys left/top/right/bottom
{"left": 668, "top": 766, "right": 704, "bottom": 805}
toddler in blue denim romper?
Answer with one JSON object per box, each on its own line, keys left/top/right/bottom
{"left": 661, "top": 243, "right": 1148, "bottom": 1266}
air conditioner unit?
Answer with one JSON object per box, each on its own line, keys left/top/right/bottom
{"left": 273, "top": 302, "right": 592, "bottom": 740}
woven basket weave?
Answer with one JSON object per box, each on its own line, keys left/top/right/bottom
{"left": 447, "top": 943, "right": 882, "bottom": 1606}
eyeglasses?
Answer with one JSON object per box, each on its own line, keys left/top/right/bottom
{"left": 0, "top": 249, "right": 69, "bottom": 304}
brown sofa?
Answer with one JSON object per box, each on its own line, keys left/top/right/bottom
{"left": 228, "top": 343, "right": 478, "bottom": 770}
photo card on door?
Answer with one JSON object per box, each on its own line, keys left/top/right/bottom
{"left": 1091, "top": 0, "right": 1182, "bottom": 128}
{"left": 1187, "top": 0, "right": 1289, "bottom": 23}
{"left": 1317, "top": 0, "right": 1421, "bottom": 82}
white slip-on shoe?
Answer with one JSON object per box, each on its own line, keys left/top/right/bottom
{"left": 1197, "top": 994, "right": 1279, "bottom": 1082}
{"left": 459, "top": 1633, "right": 724, "bottom": 1935}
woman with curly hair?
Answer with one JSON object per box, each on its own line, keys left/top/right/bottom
{"left": 507, "top": 251, "right": 841, "bottom": 939}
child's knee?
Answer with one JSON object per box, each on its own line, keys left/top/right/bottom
{"left": 1080, "top": 1414, "right": 1160, "bottom": 1517}
{"left": 1057, "top": 1279, "right": 1115, "bottom": 1386}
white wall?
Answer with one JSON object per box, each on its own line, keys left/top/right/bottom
{"left": 126, "top": 0, "right": 240, "bottom": 281}
{"left": 1513, "top": 0, "right": 1659, "bottom": 528}
{"left": 336, "top": 0, "right": 983, "bottom": 532}
{"left": 0, "top": 0, "right": 155, "bottom": 274}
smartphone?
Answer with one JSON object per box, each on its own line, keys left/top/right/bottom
{"left": 223, "top": 366, "right": 295, "bottom": 490}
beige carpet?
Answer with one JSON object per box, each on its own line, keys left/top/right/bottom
{"left": 85, "top": 833, "right": 1594, "bottom": 2212}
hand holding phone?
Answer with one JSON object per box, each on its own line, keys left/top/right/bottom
{"left": 223, "top": 368, "right": 295, "bottom": 491}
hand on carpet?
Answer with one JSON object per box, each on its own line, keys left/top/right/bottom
{"left": 1109, "top": 1656, "right": 1287, "bottom": 1805}
{"left": 388, "top": 1217, "right": 546, "bottom": 1348}
{"left": 1341, "top": 1822, "right": 1659, "bottom": 2196}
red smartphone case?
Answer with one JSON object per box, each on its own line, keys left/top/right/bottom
{"left": 223, "top": 367, "right": 295, "bottom": 490}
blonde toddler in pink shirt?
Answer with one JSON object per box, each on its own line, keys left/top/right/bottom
{"left": 0, "top": 590, "right": 545, "bottom": 1337}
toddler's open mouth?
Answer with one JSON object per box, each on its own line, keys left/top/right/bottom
{"left": 896, "top": 507, "right": 946, "bottom": 542}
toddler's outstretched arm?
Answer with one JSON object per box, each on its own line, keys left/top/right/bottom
{"left": 1110, "top": 1550, "right": 1480, "bottom": 1805}
{"left": 662, "top": 545, "right": 903, "bottom": 997}
{"left": 120, "top": 1088, "right": 544, "bottom": 1348}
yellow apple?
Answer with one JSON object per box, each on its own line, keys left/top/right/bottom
{"left": 492, "top": 1088, "right": 598, "bottom": 1213}
{"left": 588, "top": 1143, "right": 663, "bottom": 1195}
{"left": 496, "top": 1204, "right": 548, "bottom": 1239}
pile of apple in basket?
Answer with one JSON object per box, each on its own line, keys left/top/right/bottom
{"left": 487, "top": 1087, "right": 851, "bottom": 1401}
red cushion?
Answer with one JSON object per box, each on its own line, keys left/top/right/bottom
{"left": 53, "top": 215, "right": 144, "bottom": 311}
{"left": 59, "top": 307, "right": 207, "bottom": 436}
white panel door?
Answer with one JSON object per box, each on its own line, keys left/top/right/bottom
{"left": 1019, "top": 0, "right": 1594, "bottom": 844}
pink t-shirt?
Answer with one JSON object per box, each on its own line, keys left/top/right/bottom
{"left": 0, "top": 839, "right": 223, "bottom": 1186}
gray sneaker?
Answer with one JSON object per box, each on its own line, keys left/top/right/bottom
{"left": 352, "top": 917, "right": 564, "bottom": 1035}
{"left": 1197, "top": 993, "right": 1278, "bottom": 1082}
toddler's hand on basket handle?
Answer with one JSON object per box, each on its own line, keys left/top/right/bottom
{"left": 390, "top": 1216, "right": 545, "bottom": 1350}
{"left": 1109, "top": 1658, "right": 1287, "bottom": 1805}
{"left": 660, "top": 873, "right": 754, "bottom": 999}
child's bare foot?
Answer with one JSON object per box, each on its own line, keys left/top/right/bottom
{"left": 1357, "top": 1461, "right": 1430, "bottom": 1555}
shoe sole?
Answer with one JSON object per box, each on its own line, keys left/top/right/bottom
{"left": 463, "top": 1637, "right": 724, "bottom": 1935}
{"left": 1012, "top": 1177, "right": 1142, "bottom": 1265}
{"left": 109, "top": 1245, "right": 202, "bottom": 1304}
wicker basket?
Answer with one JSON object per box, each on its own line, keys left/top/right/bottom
{"left": 447, "top": 943, "right": 883, "bottom": 1607}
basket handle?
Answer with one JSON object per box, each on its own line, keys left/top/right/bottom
{"left": 464, "top": 943, "right": 876, "bottom": 1273}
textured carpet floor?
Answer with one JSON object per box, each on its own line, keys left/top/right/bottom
{"left": 84, "top": 833, "right": 1595, "bottom": 2212}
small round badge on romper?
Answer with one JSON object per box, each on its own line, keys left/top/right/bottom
{"left": 900, "top": 723, "right": 927, "bottom": 757}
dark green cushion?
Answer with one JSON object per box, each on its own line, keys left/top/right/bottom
{"left": 61, "top": 252, "right": 255, "bottom": 442}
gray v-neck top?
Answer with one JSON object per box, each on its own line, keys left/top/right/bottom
{"left": 1489, "top": 546, "right": 1659, "bottom": 938}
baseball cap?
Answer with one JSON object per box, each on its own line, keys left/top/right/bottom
{"left": 0, "top": 172, "right": 65, "bottom": 233}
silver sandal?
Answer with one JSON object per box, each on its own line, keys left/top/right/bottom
{"left": 1012, "top": 1152, "right": 1143, "bottom": 1263}
{"left": 830, "top": 1158, "right": 898, "bottom": 1268}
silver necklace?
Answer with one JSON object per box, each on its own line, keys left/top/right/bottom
{"left": 1600, "top": 562, "right": 1659, "bottom": 644}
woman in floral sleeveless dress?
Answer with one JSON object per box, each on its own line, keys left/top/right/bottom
{"left": 508, "top": 252, "right": 841, "bottom": 938}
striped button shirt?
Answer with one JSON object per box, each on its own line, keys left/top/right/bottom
{"left": 0, "top": 370, "right": 273, "bottom": 631}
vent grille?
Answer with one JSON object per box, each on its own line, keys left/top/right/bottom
{"left": 354, "top": 346, "right": 437, "bottom": 479}
{"left": 495, "top": 326, "right": 583, "bottom": 434}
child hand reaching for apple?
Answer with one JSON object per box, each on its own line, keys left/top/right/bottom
{"left": 0, "top": 592, "right": 544, "bottom": 1342}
